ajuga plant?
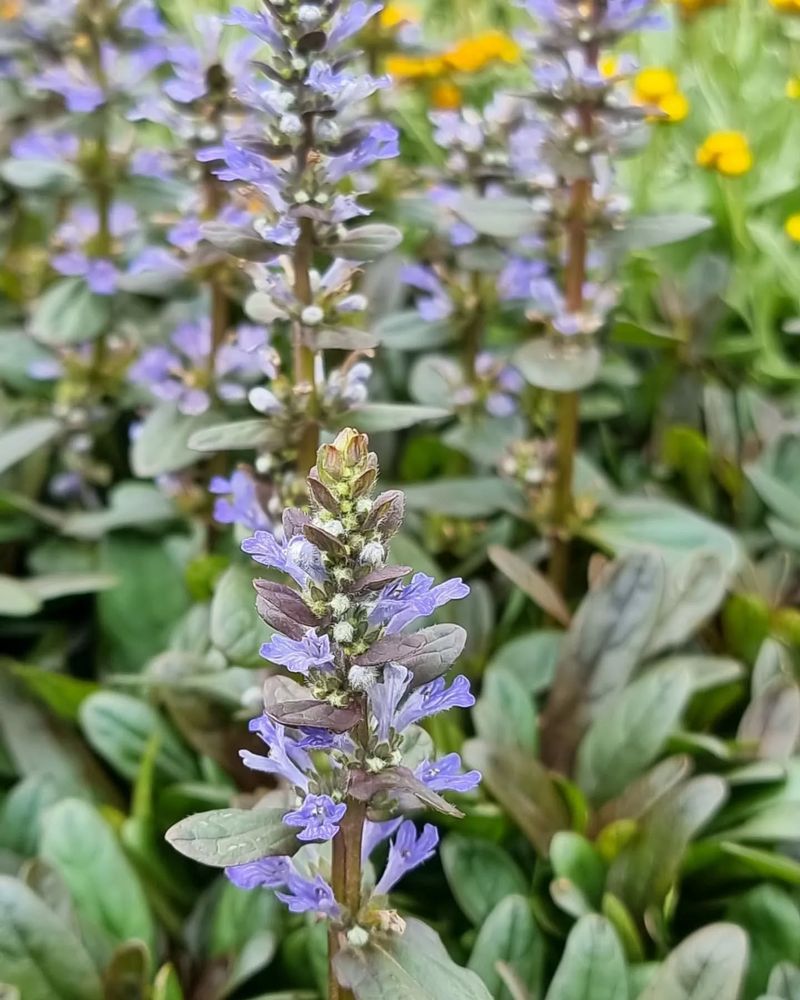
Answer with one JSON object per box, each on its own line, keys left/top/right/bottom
{"left": 167, "top": 427, "right": 490, "bottom": 1000}
{"left": 173, "top": 0, "right": 408, "bottom": 508}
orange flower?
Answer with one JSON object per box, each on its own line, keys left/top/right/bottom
{"left": 431, "top": 80, "right": 462, "bottom": 109}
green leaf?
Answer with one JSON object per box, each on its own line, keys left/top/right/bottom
{"left": 131, "top": 403, "right": 222, "bottom": 477}
{"left": 719, "top": 842, "right": 800, "bottom": 887}
{"left": 9, "top": 664, "right": 98, "bottom": 721}
{"left": 544, "top": 915, "right": 628, "bottom": 1000}
{"left": 188, "top": 419, "right": 283, "bottom": 453}
{"left": 0, "top": 775, "right": 61, "bottom": 856}
{"left": 766, "top": 962, "right": 800, "bottom": 1000}
{"left": 575, "top": 665, "right": 693, "bottom": 804}
{"left": 452, "top": 195, "right": 537, "bottom": 239}
{"left": 62, "top": 482, "right": 176, "bottom": 539}
{"left": 0, "top": 576, "right": 41, "bottom": 617}
{"left": 0, "top": 418, "right": 60, "bottom": 476}
{"left": 103, "top": 941, "right": 151, "bottom": 1000}
{"left": 583, "top": 496, "right": 741, "bottom": 571}
{"left": 485, "top": 630, "right": 563, "bottom": 695}
{"left": 329, "top": 223, "right": 403, "bottom": 260}
{"left": 488, "top": 545, "right": 571, "bottom": 626}
{"left": 153, "top": 965, "right": 184, "bottom": 1000}
{"left": 210, "top": 563, "right": 272, "bottom": 667}
{"left": 514, "top": 339, "right": 602, "bottom": 392}
{"left": 333, "top": 917, "right": 492, "bottom": 999}
{"left": 638, "top": 923, "right": 748, "bottom": 1000}
{"left": 0, "top": 875, "right": 102, "bottom": 1000}
{"left": 374, "top": 311, "right": 453, "bottom": 350}
{"left": 549, "top": 833, "right": 606, "bottom": 909}
{"left": 473, "top": 669, "right": 538, "bottom": 753}
{"left": 340, "top": 403, "right": 450, "bottom": 433}
{"left": 165, "top": 807, "right": 300, "bottom": 867}
{"left": 0, "top": 157, "right": 78, "bottom": 191}
{"left": 467, "top": 895, "right": 543, "bottom": 1000}
{"left": 611, "top": 214, "right": 712, "bottom": 251}
{"left": 728, "top": 886, "right": 800, "bottom": 999}
{"left": 97, "top": 533, "right": 190, "bottom": 672}
{"left": 402, "top": 478, "right": 522, "bottom": 518}
{"left": 79, "top": 691, "right": 198, "bottom": 783}
{"left": 40, "top": 798, "right": 156, "bottom": 956}
{"left": 440, "top": 835, "right": 528, "bottom": 925}
{"left": 30, "top": 279, "right": 111, "bottom": 345}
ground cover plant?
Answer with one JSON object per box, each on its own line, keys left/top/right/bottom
{"left": 1, "top": 0, "right": 800, "bottom": 997}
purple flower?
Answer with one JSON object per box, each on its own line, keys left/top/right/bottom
{"left": 370, "top": 573, "right": 469, "bottom": 634}
{"left": 401, "top": 265, "right": 453, "bottom": 323}
{"left": 121, "top": 0, "right": 167, "bottom": 36}
{"left": 261, "top": 630, "right": 336, "bottom": 675}
{"left": 225, "top": 855, "right": 291, "bottom": 889}
{"left": 374, "top": 821, "right": 439, "bottom": 895}
{"left": 11, "top": 131, "right": 79, "bottom": 161}
{"left": 32, "top": 64, "right": 105, "bottom": 112}
{"left": 226, "top": 5, "right": 285, "bottom": 51}
{"left": 130, "top": 148, "right": 173, "bottom": 179}
{"left": 361, "top": 817, "right": 404, "bottom": 862}
{"left": 209, "top": 469, "right": 271, "bottom": 531}
{"left": 240, "top": 715, "right": 313, "bottom": 790}
{"left": 51, "top": 253, "right": 118, "bottom": 295}
{"left": 369, "top": 663, "right": 411, "bottom": 742}
{"left": 242, "top": 529, "right": 326, "bottom": 589}
{"left": 415, "top": 753, "right": 481, "bottom": 793}
{"left": 328, "top": 121, "right": 399, "bottom": 181}
{"left": 393, "top": 675, "right": 476, "bottom": 732}
{"left": 276, "top": 870, "right": 340, "bottom": 917}
{"left": 283, "top": 794, "right": 347, "bottom": 842}
{"left": 328, "top": 1, "right": 383, "bottom": 46}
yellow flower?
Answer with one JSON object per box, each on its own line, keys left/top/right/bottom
{"left": 443, "top": 31, "right": 521, "bottom": 74}
{"left": 599, "top": 55, "right": 619, "bottom": 78}
{"left": 386, "top": 54, "right": 445, "bottom": 79}
{"left": 431, "top": 80, "right": 462, "bottom": 109}
{"left": 380, "top": 1, "right": 419, "bottom": 29}
{"left": 632, "top": 67, "right": 689, "bottom": 123}
{"left": 671, "top": 0, "right": 727, "bottom": 17}
{"left": 787, "top": 76, "right": 800, "bottom": 99}
{"left": 696, "top": 131, "right": 753, "bottom": 176}
{"left": 0, "top": 0, "right": 21, "bottom": 18}
{"left": 786, "top": 214, "right": 800, "bottom": 241}
{"left": 770, "top": 0, "right": 800, "bottom": 14}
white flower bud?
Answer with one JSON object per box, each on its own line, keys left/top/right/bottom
{"left": 248, "top": 386, "right": 281, "bottom": 414}
{"left": 301, "top": 305, "right": 324, "bottom": 326}
{"left": 347, "top": 925, "right": 370, "bottom": 948}
{"left": 356, "top": 497, "right": 373, "bottom": 515}
{"left": 316, "top": 119, "right": 340, "bottom": 142}
{"left": 330, "top": 593, "right": 351, "bottom": 617}
{"left": 298, "top": 4, "right": 323, "bottom": 23}
{"left": 333, "top": 621, "right": 354, "bottom": 644}
{"left": 359, "top": 540, "right": 384, "bottom": 567}
{"left": 348, "top": 665, "right": 376, "bottom": 691}
{"left": 325, "top": 518, "right": 345, "bottom": 537}
{"left": 279, "top": 113, "right": 303, "bottom": 136}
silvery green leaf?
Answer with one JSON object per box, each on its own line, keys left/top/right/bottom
{"left": 41, "top": 798, "right": 156, "bottom": 955}
{"left": 767, "top": 961, "right": 800, "bottom": 999}
{"left": 201, "top": 222, "right": 283, "bottom": 261}
{"left": 575, "top": 664, "right": 693, "bottom": 803}
{"left": 354, "top": 624, "right": 467, "bottom": 685}
{"left": 638, "top": 924, "right": 748, "bottom": 1000}
{"left": 188, "top": 419, "right": 283, "bottom": 453}
{"left": 132, "top": 403, "right": 222, "bottom": 477}
{"left": 314, "top": 326, "right": 378, "bottom": 350}
{"left": 329, "top": 224, "right": 402, "bottom": 261}
{"left": 514, "top": 338, "right": 602, "bottom": 392}
{"left": 211, "top": 564, "right": 268, "bottom": 668}
{"left": 467, "top": 895, "right": 543, "bottom": 1000}
{"left": 0, "top": 157, "right": 78, "bottom": 192}
{"left": 452, "top": 195, "right": 537, "bottom": 239}
{"left": 374, "top": 310, "right": 454, "bottom": 350}
{"left": 402, "top": 478, "right": 523, "bottom": 518}
{"left": 544, "top": 915, "right": 628, "bottom": 1000}
{"left": 0, "top": 417, "right": 61, "bottom": 475}
{"left": 62, "top": 482, "right": 176, "bottom": 539}
{"left": 473, "top": 668, "right": 538, "bottom": 753}
{"left": 488, "top": 544, "right": 570, "bottom": 626}
{"left": 486, "top": 630, "right": 563, "bottom": 696}
{"left": 165, "top": 807, "right": 300, "bottom": 866}
{"left": 0, "top": 875, "right": 102, "bottom": 1000}
{"left": 0, "top": 576, "right": 42, "bottom": 617}
{"left": 30, "top": 278, "right": 112, "bottom": 345}
{"left": 608, "top": 213, "right": 713, "bottom": 252}
{"left": 338, "top": 403, "right": 450, "bottom": 433}
{"left": 333, "top": 917, "right": 492, "bottom": 1000}
{"left": 737, "top": 677, "right": 800, "bottom": 761}
{"left": 441, "top": 836, "right": 528, "bottom": 925}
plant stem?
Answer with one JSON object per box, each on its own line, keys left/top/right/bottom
{"left": 328, "top": 796, "right": 367, "bottom": 1000}
{"left": 462, "top": 272, "right": 484, "bottom": 386}
{"left": 546, "top": 11, "right": 600, "bottom": 595}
